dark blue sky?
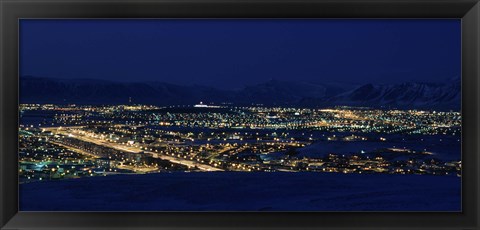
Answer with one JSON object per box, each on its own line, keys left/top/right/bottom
{"left": 20, "top": 19, "right": 460, "bottom": 89}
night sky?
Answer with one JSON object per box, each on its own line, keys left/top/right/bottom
{"left": 20, "top": 19, "right": 460, "bottom": 89}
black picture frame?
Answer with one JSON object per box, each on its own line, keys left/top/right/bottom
{"left": 1, "top": 0, "right": 479, "bottom": 229}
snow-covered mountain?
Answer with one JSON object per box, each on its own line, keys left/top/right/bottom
{"left": 20, "top": 76, "right": 234, "bottom": 105}
{"left": 235, "top": 79, "right": 353, "bottom": 106}
{"left": 20, "top": 76, "right": 460, "bottom": 110}
{"left": 328, "top": 78, "right": 460, "bottom": 110}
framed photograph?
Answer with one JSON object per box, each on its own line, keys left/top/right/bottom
{"left": 1, "top": 0, "right": 479, "bottom": 229}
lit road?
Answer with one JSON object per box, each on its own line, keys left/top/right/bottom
{"left": 46, "top": 127, "right": 223, "bottom": 172}
{"left": 144, "top": 151, "right": 223, "bottom": 171}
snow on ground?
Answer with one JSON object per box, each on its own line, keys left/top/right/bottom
{"left": 297, "top": 138, "right": 460, "bottom": 161}
{"left": 19, "top": 172, "right": 460, "bottom": 211}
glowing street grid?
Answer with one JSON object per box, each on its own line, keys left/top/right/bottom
{"left": 19, "top": 104, "right": 461, "bottom": 181}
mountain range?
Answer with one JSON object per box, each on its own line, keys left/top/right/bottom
{"left": 20, "top": 76, "right": 460, "bottom": 110}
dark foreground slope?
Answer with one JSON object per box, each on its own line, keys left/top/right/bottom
{"left": 20, "top": 172, "right": 460, "bottom": 211}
